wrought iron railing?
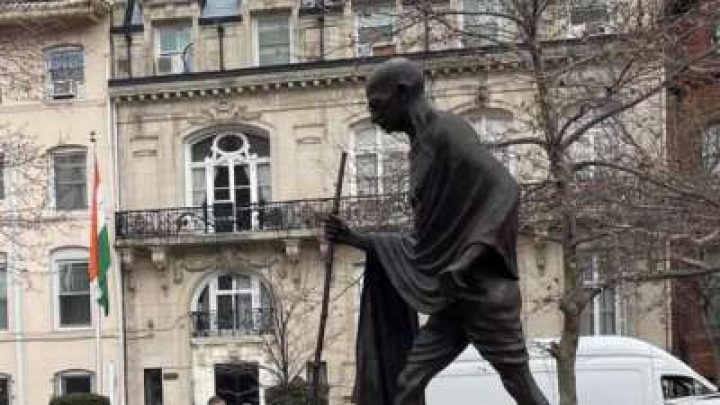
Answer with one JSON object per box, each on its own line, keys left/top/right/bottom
{"left": 190, "top": 308, "right": 275, "bottom": 338}
{"left": 115, "top": 194, "right": 410, "bottom": 239}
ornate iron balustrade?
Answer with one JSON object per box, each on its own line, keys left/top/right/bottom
{"left": 190, "top": 308, "right": 275, "bottom": 338}
{"left": 115, "top": 194, "right": 410, "bottom": 239}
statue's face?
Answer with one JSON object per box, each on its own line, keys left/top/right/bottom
{"left": 366, "top": 80, "right": 405, "bottom": 133}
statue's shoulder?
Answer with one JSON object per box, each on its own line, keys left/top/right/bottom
{"left": 425, "top": 110, "right": 477, "bottom": 148}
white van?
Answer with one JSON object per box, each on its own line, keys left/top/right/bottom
{"left": 426, "top": 336, "right": 716, "bottom": 405}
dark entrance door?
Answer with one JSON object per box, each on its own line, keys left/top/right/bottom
{"left": 215, "top": 362, "right": 260, "bottom": 405}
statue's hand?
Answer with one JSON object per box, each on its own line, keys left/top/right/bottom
{"left": 324, "top": 214, "right": 370, "bottom": 251}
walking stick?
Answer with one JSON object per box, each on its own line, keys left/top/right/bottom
{"left": 310, "top": 151, "right": 348, "bottom": 405}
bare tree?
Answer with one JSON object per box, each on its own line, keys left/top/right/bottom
{"left": 353, "top": 1, "right": 720, "bottom": 404}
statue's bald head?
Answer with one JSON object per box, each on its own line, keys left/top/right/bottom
{"left": 365, "top": 58, "right": 426, "bottom": 133}
{"left": 366, "top": 58, "right": 425, "bottom": 101}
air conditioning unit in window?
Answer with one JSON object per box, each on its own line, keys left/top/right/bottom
{"left": 51, "top": 80, "right": 77, "bottom": 99}
{"left": 157, "top": 55, "right": 175, "bottom": 74}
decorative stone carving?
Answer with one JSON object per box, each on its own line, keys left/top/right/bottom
{"left": 284, "top": 239, "right": 301, "bottom": 263}
{"left": 150, "top": 246, "right": 168, "bottom": 271}
{"left": 192, "top": 99, "right": 262, "bottom": 126}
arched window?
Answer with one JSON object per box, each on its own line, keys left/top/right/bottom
{"left": 352, "top": 123, "right": 409, "bottom": 196}
{"left": 464, "top": 110, "right": 518, "bottom": 177}
{"left": 187, "top": 130, "right": 271, "bottom": 232}
{"left": 52, "top": 248, "right": 91, "bottom": 328}
{"left": 702, "top": 124, "right": 720, "bottom": 175}
{"left": 55, "top": 369, "right": 94, "bottom": 396}
{"left": 190, "top": 272, "right": 273, "bottom": 337}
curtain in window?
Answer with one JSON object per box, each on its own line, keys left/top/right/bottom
{"left": 54, "top": 150, "right": 87, "bottom": 211}
{"left": 59, "top": 261, "right": 91, "bottom": 326}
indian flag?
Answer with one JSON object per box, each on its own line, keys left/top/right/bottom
{"left": 89, "top": 153, "right": 111, "bottom": 316}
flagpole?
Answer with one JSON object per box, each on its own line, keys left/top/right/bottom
{"left": 91, "top": 133, "right": 103, "bottom": 396}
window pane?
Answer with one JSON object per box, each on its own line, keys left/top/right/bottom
{"left": 60, "top": 295, "right": 91, "bottom": 326}
{"left": 599, "top": 287, "right": 616, "bottom": 334}
{"left": 0, "top": 262, "right": 7, "bottom": 330}
{"left": 203, "top": 0, "right": 238, "bottom": 17}
{"left": 234, "top": 274, "right": 251, "bottom": 289}
{"left": 144, "top": 368, "right": 164, "bottom": 405}
{"left": 192, "top": 167, "right": 207, "bottom": 206}
{"left": 60, "top": 262, "right": 89, "bottom": 293}
{"left": 0, "top": 299, "right": 6, "bottom": 331}
{"left": 257, "top": 163, "right": 271, "bottom": 202}
{"left": 63, "top": 374, "right": 92, "bottom": 394}
{"left": 579, "top": 302, "right": 595, "bottom": 335}
{"left": 54, "top": 151, "right": 87, "bottom": 210}
{"left": 218, "top": 275, "right": 233, "bottom": 290}
{"left": 0, "top": 377, "right": 8, "bottom": 405}
{"left": 258, "top": 17, "right": 290, "bottom": 65}
{"left": 702, "top": 125, "right": 720, "bottom": 174}
{"left": 249, "top": 136, "right": 270, "bottom": 157}
{"left": 191, "top": 138, "right": 213, "bottom": 162}
{"left": 357, "top": 154, "right": 378, "bottom": 196}
{"left": 217, "top": 294, "right": 233, "bottom": 329}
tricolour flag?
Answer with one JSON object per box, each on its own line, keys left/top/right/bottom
{"left": 89, "top": 153, "right": 111, "bottom": 316}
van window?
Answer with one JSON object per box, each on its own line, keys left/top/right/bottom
{"left": 662, "top": 375, "right": 714, "bottom": 399}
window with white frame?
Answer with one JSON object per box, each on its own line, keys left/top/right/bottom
{"left": 202, "top": 0, "right": 239, "bottom": 17}
{"left": 701, "top": 124, "right": 720, "bottom": 175}
{"left": 55, "top": 370, "right": 93, "bottom": 395}
{"left": 45, "top": 46, "right": 84, "bottom": 100}
{"left": 54, "top": 249, "right": 91, "bottom": 328}
{"left": 466, "top": 111, "right": 518, "bottom": 177}
{"left": 0, "top": 374, "right": 8, "bottom": 405}
{"left": 353, "top": 125, "right": 409, "bottom": 196}
{"left": 0, "top": 255, "right": 6, "bottom": 331}
{"left": 461, "top": 0, "right": 503, "bottom": 47}
{"left": 569, "top": 0, "right": 613, "bottom": 29}
{"left": 567, "top": 117, "right": 626, "bottom": 178}
{"left": 355, "top": 1, "right": 396, "bottom": 57}
{"left": 52, "top": 148, "right": 87, "bottom": 211}
{"left": 256, "top": 16, "right": 291, "bottom": 66}
{"left": 155, "top": 24, "right": 192, "bottom": 74}
{"left": 187, "top": 131, "right": 271, "bottom": 232}
{"left": 191, "top": 273, "right": 273, "bottom": 337}
{"left": 578, "top": 253, "right": 623, "bottom": 336}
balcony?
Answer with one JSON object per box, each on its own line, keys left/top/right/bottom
{"left": 115, "top": 194, "right": 410, "bottom": 246}
{"left": 190, "top": 308, "right": 274, "bottom": 338}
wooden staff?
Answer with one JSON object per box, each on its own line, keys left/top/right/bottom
{"left": 310, "top": 151, "right": 348, "bottom": 405}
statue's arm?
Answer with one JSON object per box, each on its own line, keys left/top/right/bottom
{"left": 324, "top": 214, "right": 373, "bottom": 252}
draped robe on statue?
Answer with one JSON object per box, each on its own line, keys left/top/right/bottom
{"left": 354, "top": 111, "right": 521, "bottom": 405}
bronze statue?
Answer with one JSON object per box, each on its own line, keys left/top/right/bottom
{"left": 326, "top": 58, "right": 550, "bottom": 405}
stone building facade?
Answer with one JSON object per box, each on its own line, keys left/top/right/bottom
{"left": 0, "top": 1, "right": 123, "bottom": 405}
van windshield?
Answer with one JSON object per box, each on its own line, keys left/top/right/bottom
{"left": 662, "top": 375, "right": 714, "bottom": 400}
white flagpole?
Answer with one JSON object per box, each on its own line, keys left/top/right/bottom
{"left": 91, "top": 134, "right": 103, "bottom": 395}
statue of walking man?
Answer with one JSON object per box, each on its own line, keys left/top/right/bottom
{"left": 326, "top": 58, "right": 550, "bottom": 405}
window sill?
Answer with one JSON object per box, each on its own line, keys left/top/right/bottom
{"left": 199, "top": 15, "right": 243, "bottom": 25}
{"left": 42, "top": 97, "right": 85, "bottom": 106}
{"left": 190, "top": 335, "right": 265, "bottom": 346}
{"left": 55, "top": 325, "right": 94, "bottom": 332}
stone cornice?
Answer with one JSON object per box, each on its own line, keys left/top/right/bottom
{"left": 109, "top": 48, "right": 536, "bottom": 103}
{"left": 0, "top": 0, "right": 109, "bottom": 23}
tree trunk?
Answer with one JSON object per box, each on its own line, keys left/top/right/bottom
{"left": 556, "top": 311, "right": 580, "bottom": 405}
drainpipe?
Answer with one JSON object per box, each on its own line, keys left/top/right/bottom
{"left": 319, "top": 0, "right": 325, "bottom": 60}
{"left": 217, "top": 24, "right": 225, "bottom": 71}
{"left": 124, "top": 33, "right": 133, "bottom": 78}
{"left": 10, "top": 159, "right": 25, "bottom": 405}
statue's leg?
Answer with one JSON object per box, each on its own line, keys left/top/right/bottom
{"left": 394, "top": 312, "right": 467, "bottom": 405}
{"left": 485, "top": 361, "right": 550, "bottom": 405}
